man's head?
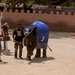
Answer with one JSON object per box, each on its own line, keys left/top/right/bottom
{"left": 17, "top": 22, "right": 21, "bottom": 29}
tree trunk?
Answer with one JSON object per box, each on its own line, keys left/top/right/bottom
{"left": 7, "top": 0, "right": 24, "bottom": 12}
{"left": 0, "top": 0, "right": 1, "bottom": 2}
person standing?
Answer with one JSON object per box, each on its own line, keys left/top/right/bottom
{"left": 1, "top": 22, "right": 10, "bottom": 54}
{"left": 12, "top": 22, "right": 24, "bottom": 59}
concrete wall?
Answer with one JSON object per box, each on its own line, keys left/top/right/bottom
{"left": 1, "top": 9, "right": 75, "bottom": 32}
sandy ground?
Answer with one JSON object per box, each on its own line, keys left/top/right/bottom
{"left": 0, "top": 30, "right": 75, "bottom": 75}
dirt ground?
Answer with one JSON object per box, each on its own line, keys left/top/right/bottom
{"left": 0, "top": 30, "right": 75, "bottom": 75}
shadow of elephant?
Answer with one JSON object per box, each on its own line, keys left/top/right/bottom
{"left": 28, "top": 56, "right": 55, "bottom": 64}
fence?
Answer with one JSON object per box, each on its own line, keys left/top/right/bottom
{"left": 1, "top": 9, "right": 75, "bottom": 32}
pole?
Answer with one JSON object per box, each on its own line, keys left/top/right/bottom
{"left": 47, "top": 44, "right": 53, "bottom": 52}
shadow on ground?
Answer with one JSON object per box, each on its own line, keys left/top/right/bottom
{"left": 28, "top": 57, "right": 55, "bottom": 65}
{"left": 2, "top": 52, "right": 13, "bottom": 56}
{"left": 0, "top": 61, "right": 8, "bottom": 65}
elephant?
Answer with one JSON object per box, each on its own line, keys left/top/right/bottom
{"left": 24, "top": 26, "right": 37, "bottom": 60}
{"left": 24, "top": 21, "right": 50, "bottom": 60}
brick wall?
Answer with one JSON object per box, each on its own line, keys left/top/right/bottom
{"left": 1, "top": 9, "right": 75, "bottom": 32}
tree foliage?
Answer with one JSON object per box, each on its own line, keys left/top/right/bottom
{"left": 0, "top": 0, "right": 75, "bottom": 12}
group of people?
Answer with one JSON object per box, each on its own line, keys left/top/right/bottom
{"left": 0, "top": 22, "right": 9, "bottom": 61}
{"left": 0, "top": 22, "right": 25, "bottom": 62}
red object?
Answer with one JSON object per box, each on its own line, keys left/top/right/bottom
{"left": 72, "top": 34, "right": 75, "bottom": 36}
{"left": 1, "top": 26, "right": 9, "bottom": 37}
{"left": 1, "top": 49, "right": 10, "bottom": 52}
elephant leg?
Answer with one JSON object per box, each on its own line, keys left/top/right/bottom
{"left": 26, "top": 40, "right": 37, "bottom": 60}
{"left": 42, "top": 49, "right": 47, "bottom": 58}
{"left": 27, "top": 55, "right": 31, "bottom": 60}
{"left": 26, "top": 53, "right": 31, "bottom": 60}
{"left": 26, "top": 45, "right": 33, "bottom": 60}
{"left": 35, "top": 49, "right": 41, "bottom": 58}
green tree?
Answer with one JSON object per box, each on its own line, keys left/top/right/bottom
{"left": 68, "top": 0, "right": 75, "bottom": 7}
{"left": 1, "top": 0, "right": 72, "bottom": 12}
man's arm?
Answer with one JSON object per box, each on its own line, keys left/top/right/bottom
{"left": 12, "top": 30, "right": 15, "bottom": 42}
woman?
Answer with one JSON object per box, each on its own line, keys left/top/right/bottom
{"left": 1, "top": 22, "right": 10, "bottom": 54}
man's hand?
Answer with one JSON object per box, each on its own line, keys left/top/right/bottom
{"left": 12, "top": 39, "right": 15, "bottom": 42}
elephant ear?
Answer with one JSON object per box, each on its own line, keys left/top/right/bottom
{"left": 25, "top": 26, "right": 37, "bottom": 43}
{"left": 32, "top": 27, "right": 38, "bottom": 34}
{"left": 26, "top": 26, "right": 37, "bottom": 38}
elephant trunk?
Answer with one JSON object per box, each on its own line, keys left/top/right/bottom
{"left": 24, "top": 38, "right": 29, "bottom": 46}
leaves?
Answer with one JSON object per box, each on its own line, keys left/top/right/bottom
{"left": 24, "top": 0, "right": 35, "bottom": 6}
{"left": 2, "top": 0, "right": 7, "bottom": 2}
